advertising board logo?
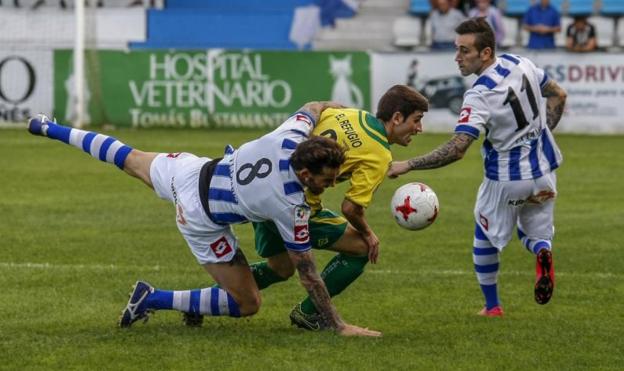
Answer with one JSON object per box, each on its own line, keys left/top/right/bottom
{"left": 0, "top": 56, "right": 36, "bottom": 105}
{"left": 329, "top": 55, "right": 363, "bottom": 108}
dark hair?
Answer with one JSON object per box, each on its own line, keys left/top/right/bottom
{"left": 573, "top": 15, "right": 589, "bottom": 22}
{"left": 376, "top": 85, "right": 428, "bottom": 122}
{"left": 291, "top": 136, "right": 346, "bottom": 175}
{"left": 455, "top": 17, "right": 496, "bottom": 55}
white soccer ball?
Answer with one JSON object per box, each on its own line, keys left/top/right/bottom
{"left": 390, "top": 182, "right": 440, "bottom": 230}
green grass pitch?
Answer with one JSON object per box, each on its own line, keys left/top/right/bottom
{"left": 1, "top": 128, "right": 623, "bottom": 370}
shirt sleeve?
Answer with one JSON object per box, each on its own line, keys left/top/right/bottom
{"left": 273, "top": 204, "right": 312, "bottom": 252}
{"left": 272, "top": 111, "right": 316, "bottom": 139}
{"left": 454, "top": 89, "right": 489, "bottom": 139}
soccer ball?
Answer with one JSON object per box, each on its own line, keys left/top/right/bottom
{"left": 390, "top": 182, "right": 439, "bottom": 230}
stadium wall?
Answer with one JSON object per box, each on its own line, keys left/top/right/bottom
{"left": 1, "top": 49, "right": 623, "bottom": 133}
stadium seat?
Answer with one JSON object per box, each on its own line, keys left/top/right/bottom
{"left": 409, "top": 0, "right": 431, "bottom": 17}
{"left": 501, "top": 0, "right": 531, "bottom": 47}
{"left": 600, "top": 0, "right": 624, "bottom": 17}
{"left": 591, "top": 16, "right": 615, "bottom": 48}
{"left": 165, "top": 0, "right": 314, "bottom": 11}
{"left": 549, "top": 0, "right": 565, "bottom": 14}
{"left": 393, "top": 16, "right": 421, "bottom": 49}
{"left": 130, "top": 9, "right": 297, "bottom": 49}
{"left": 566, "top": 0, "right": 595, "bottom": 17}
{"left": 502, "top": 0, "right": 531, "bottom": 18}
{"left": 600, "top": 0, "right": 624, "bottom": 47}
{"left": 556, "top": 16, "right": 571, "bottom": 47}
{"left": 408, "top": 0, "right": 430, "bottom": 47}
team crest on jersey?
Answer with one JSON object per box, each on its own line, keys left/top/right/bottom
{"left": 294, "top": 205, "right": 311, "bottom": 226}
{"left": 294, "top": 205, "right": 311, "bottom": 243}
{"left": 458, "top": 107, "right": 472, "bottom": 123}
{"left": 210, "top": 236, "right": 233, "bottom": 258}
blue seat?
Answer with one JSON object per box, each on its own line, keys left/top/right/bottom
{"left": 165, "top": 0, "right": 314, "bottom": 11}
{"left": 567, "top": 0, "right": 595, "bottom": 16}
{"left": 549, "top": 0, "right": 565, "bottom": 14}
{"left": 503, "top": 0, "right": 531, "bottom": 18}
{"left": 409, "top": 0, "right": 431, "bottom": 17}
{"left": 601, "top": 0, "right": 624, "bottom": 17}
{"left": 130, "top": 9, "right": 297, "bottom": 50}
{"left": 600, "top": 0, "right": 624, "bottom": 47}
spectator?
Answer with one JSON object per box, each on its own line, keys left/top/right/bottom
{"left": 566, "top": 15, "right": 597, "bottom": 52}
{"left": 430, "top": 0, "right": 467, "bottom": 49}
{"left": 0, "top": 0, "right": 20, "bottom": 6}
{"left": 468, "top": 0, "right": 505, "bottom": 45}
{"left": 522, "top": 0, "right": 561, "bottom": 50}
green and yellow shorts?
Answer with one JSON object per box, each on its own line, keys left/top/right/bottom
{"left": 253, "top": 209, "right": 348, "bottom": 258}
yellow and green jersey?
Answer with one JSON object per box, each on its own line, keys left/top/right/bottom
{"left": 307, "top": 108, "right": 392, "bottom": 211}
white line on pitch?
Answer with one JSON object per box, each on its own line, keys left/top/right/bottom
{"left": 0, "top": 262, "right": 619, "bottom": 279}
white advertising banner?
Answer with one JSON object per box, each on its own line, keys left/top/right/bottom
{"left": 0, "top": 50, "right": 53, "bottom": 128}
{"left": 372, "top": 52, "right": 624, "bottom": 134}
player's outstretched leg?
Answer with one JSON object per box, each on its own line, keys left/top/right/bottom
{"left": 119, "top": 281, "right": 154, "bottom": 328}
{"left": 474, "top": 224, "right": 503, "bottom": 317}
{"left": 28, "top": 114, "right": 133, "bottom": 170}
{"left": 119, "top": 283, "right": 242, "bottom": 328}
{"left": 518, "top": 228, "right": 555, "bottom": 305}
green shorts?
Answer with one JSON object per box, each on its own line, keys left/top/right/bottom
{"left": 253, "top": 209, "right": 348, "bottom": 258}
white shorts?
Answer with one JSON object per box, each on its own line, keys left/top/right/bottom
{"left": 149, "top": 153, "right": 239, "bottom": 264}
{"left": 474, "top": 172, "right": 557, "bottom": 250}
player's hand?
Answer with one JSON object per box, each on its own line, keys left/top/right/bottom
{"left": 321, "top": 101, "right": 346, "bottom": 110}
{"left": 387, "top": 160, "right": 410, "bottom": 179}
{"left": 363, "top": 230, "right": 380, "bottom": 264}
{"left": 338, "top": 323, "right": 382, "bottom": 337}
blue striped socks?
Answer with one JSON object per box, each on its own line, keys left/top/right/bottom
{"left": 517, "top": 228, "right": 552, "bottom": 255}
{"left": 145, "top": 287, "right": 241, "bottom": 317}
{"left": 36, "top": 117, "right": 132, "bottom": 170}
{"left": 473, "top": 224, "right": 500, "bottom": 310}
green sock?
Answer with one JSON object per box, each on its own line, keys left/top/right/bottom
{"left": 250, "top": 261, "right": 288, "bottom": 290}
{"left": 300, "top": 254, "right": 368, "bottom": 314}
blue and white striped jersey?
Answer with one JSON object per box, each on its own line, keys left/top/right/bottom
{"left": 455, "top": 54, "right": 563, "bottom": 181}
{"left": 208, "top": 112, "right": 316, "bottom": 252}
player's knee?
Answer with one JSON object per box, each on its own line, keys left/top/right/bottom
{"left": 123, "top": 150, "right": 155, "bottom": 187}
{"left": 267, "top": 254, "right": 295, "bottom": 279}
{"left": 347, "top": 235, "right": 370, "bottom": 257}
{"left": 273, "top": 264, "right": 295, "bottom": 279}
{"left": 238, "top": 292, "right": 262, "bottom": 316}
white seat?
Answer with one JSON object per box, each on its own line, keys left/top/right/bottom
{"left": 393, "top": 16, "right": 421, "bottom": 48}
{"left": 589, "top": 16, "right": 614, "bottom": 48}
{"left": 556, "top": 16, "right": 573, "bottom": 47}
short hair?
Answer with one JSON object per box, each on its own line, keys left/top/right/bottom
{"left": 291, "top": 135, "right": 346, "bottom": 175}
{"left": 455, "top": 17, "right": 496, "bottom": 55}
{"left": 376, "top": 85, "right": 429, "bottom": 122}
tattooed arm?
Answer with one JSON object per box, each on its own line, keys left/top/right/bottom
{"left": 297, "top": 101, "right": 345, "bottom": 122}
{"left": 287, "top": 249, "right": 382, "bottom": 337}
{"left": 288, "top": 249, "right": 344, "bottom": 329}
{"left": 541, "top": 80, "right": 567, "bottom": 131}
{"left": 387, "top": 133, "right": 475, "bottom": 178}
